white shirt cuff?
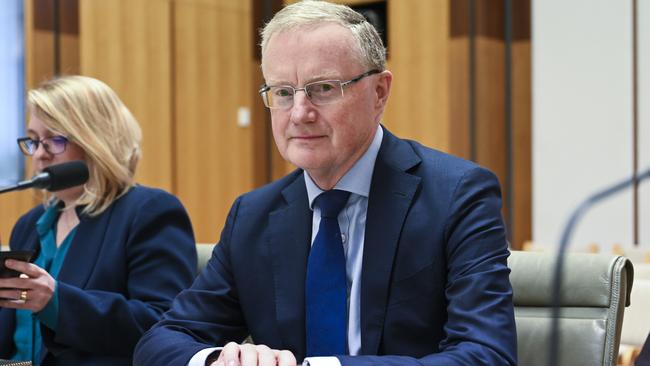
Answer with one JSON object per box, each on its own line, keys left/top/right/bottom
{"left": 303, "top": 356, "right": 342, "bottom": 366}
{"left": 187, "top": 347, "right": 222, "bottom": 366}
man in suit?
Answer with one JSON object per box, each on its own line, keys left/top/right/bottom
{"left": 134, "top": 1, "right": 517, "bottom": 365}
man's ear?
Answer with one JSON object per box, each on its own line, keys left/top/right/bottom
{"left": 375, "top": 70, "right": 392, "bottom": 108}
{"left": 374, "top": 70, "right": 392, "bottom": 112}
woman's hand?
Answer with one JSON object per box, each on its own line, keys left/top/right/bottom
{"left": 0, "top": 259, "right": 56, "bottom": 312}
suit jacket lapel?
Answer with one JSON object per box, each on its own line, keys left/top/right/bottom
{"left": 57, "top": 206, "right": 111, "bottom": 288}
{"left": 360, "top": 128, "right": 421, "bottom": 355}
{"left": 269, "top": 174, "right": 311, "bottom": 359}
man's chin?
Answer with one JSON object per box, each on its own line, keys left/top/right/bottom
{"left": 286, "top": 154, "right": 327, "bottom": 172}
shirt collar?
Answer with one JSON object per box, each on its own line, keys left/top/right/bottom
{"left": 304, "top": 125, "right": 383, "bottom": 210}
{"left": 36, "top": 203, "right": 62, "bottom": 236}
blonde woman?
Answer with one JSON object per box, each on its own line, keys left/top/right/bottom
{"left": 0, "top": 75, "right": 197, "bottom": 365}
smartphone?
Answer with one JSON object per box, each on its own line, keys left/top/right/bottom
{"left": 0, "top": 250, "right": 36, "bottom": 278}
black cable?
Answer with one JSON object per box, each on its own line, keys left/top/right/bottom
{"left": 549, "top": 167, "right": 650, "bottom": 365}
{"left": 504, "top": 0, "right": 513, "bottom": 244}
{"left": 468, "top": 0, "right": 476, "bottom": 162}
{"left": 53, "top": 0, "right": 60, "bottom": 76}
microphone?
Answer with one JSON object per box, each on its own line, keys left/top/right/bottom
{"left": 549, "top": 166, "right": 650, "bottom": 366}
{"left": 0, "top": 160, "right": 90, "bottom": 194}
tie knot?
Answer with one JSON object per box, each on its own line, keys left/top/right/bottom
{"left": 316, "top": 190, "right": 350, "bottom": 218}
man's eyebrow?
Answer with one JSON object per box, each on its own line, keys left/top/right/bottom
{"left": 266, "top": 71, "right": 342, "bottom": 86}
{"left": 306, "top": 72, "right": 340, "bottom": 83}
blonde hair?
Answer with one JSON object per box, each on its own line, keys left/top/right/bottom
{"left": 27, "top": 75, "right": 142, "bottom": 216}
{"left": 260, "top": 0, "right": 386, "bottom": 71}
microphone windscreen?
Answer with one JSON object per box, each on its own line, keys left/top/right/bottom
{"left": 42, "top": 160, "right": 90, "bottom": 191}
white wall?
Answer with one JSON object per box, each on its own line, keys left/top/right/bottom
{"left": 640, "top": 0, "right": 650, "bottom": 248}
{"left": 532, "top": 0, "right": 650, "bottom": 249}
{"left": 0, "top": 0, "right": 25, "bottom": 186}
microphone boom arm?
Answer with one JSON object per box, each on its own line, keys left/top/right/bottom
{"left": 549, "top": 167, "right": 650, "bottom": 365}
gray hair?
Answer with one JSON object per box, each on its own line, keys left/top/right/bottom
{"left": 260, "top": 0, "right": 386, "bottom": 71}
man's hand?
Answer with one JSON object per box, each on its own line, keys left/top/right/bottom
{"left": 210, "top": 342, "right": 297, "bottom": 366}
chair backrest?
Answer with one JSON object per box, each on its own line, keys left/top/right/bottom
{"left": 621, "top": 263, "right": 650, "bottom": 347}
{"left": 196, "top": 243, "right": 216, "bottom": 273}
{"left": 509, "top": 251, "right": 633, "bottom": 366}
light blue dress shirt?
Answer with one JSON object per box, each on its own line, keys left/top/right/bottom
{"left": 303, "top": 125, "right": 382, "bottom": 364}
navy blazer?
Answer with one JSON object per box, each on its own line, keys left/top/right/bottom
{"left": 0, "top": 185, "right": 197, "bottom": 365}
{"left": 135, "top": 128, "right": 517, "bottom": 365}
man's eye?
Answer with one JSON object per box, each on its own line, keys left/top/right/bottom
{"left": 274, "top": 88, "right": 293, "bottom": 97}
{"left": 311, "top": 83, "right": 336, "bottom": 93}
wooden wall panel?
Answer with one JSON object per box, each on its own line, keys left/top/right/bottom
{"left": 449, "top": 35, "right": 471, "bottom": 159}
{"left": 511, "top": 0, "right": 532, "bottom": 250}
{"left": 79, "top": 0, "right": 173, "bottom": 191}
{"left": 512, "top": 40, "right": 531, "bottom": 251}
{"left": 9, "top": 0, "right": 530, "bottom": 249}
{"left": 174, "top": 0, "right": 254, "bottom": 243}
{"left": 384, "top": 0, "right": 450, "bottom": 151}
{"left": 474, "top": 37, "right": 506, "bottom": 188}
{"left": 0, "top": 191, "right": 39, "bottom": 244}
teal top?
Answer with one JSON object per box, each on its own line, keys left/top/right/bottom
{"left": 11, "top": 204, "right": 77, "bottom": 365}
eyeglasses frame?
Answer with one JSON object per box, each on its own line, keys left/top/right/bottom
{"left": 259, "top": 69, "right": 382, "bottom": 109}
{"left": 17, "top": 135, "right": 70, "bottom": 156}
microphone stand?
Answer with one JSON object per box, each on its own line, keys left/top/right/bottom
{"left": 549, "top": 167, "right": 650, "bottom": 366}
{"left": 0, "top": 173, "right": 49, "bottom": 195}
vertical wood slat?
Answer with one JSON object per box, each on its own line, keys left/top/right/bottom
{"left": 384, "top": 0, "right": 450, "bottom": 152}
{"left": 449, "top": 0, "right": 472, "bottom": 160}
{"left": 173, "top": 0, "right": 254, "bottom": 243}
{"left": 511, "top": 0, "right": 531, "bottom": 250}
{"left": 253, "top": 0, "right": 284, "bottom": 185}
{"left": 79, "top": 0, "right": 173, "bottom": 192}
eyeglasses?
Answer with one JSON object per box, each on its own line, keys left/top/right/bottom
{"left": 259, "top": 69, "right": 381, "bottom": 109}
{"left": 17, "top": 135, "right": 69, "bottom": 156}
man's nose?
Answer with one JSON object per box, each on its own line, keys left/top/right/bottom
{"left": 290, "top": 91, "right": 316, "bottom": 123}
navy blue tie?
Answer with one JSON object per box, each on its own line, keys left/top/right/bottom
{"left": 306, "top": 189, "right": 351, "bottom": 357}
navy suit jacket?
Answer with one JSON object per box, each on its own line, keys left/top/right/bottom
{"left": 135, "top": 128, "right": 517, "bottom": 365}
{"left": 0, "top": 185, "right": 197, "bottom": 365}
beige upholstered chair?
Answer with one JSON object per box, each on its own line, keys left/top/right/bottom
{"left": 509, "top": 251, "right": 633, "bottom": 366}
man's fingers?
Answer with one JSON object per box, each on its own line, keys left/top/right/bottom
{"left": 238, "top": 344, "right": 254, "bottom": 366}
{"left": 218, "top": 342, "right": 241, "bottom": 366}
{"left": 276, "top": 350, "right": 297, "bottom": 366}
{"left": 213, "top": 342, "right": 293, "bottom": 366}
{"left": 253, "top": 344, "right": 277, "bottom": 366}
